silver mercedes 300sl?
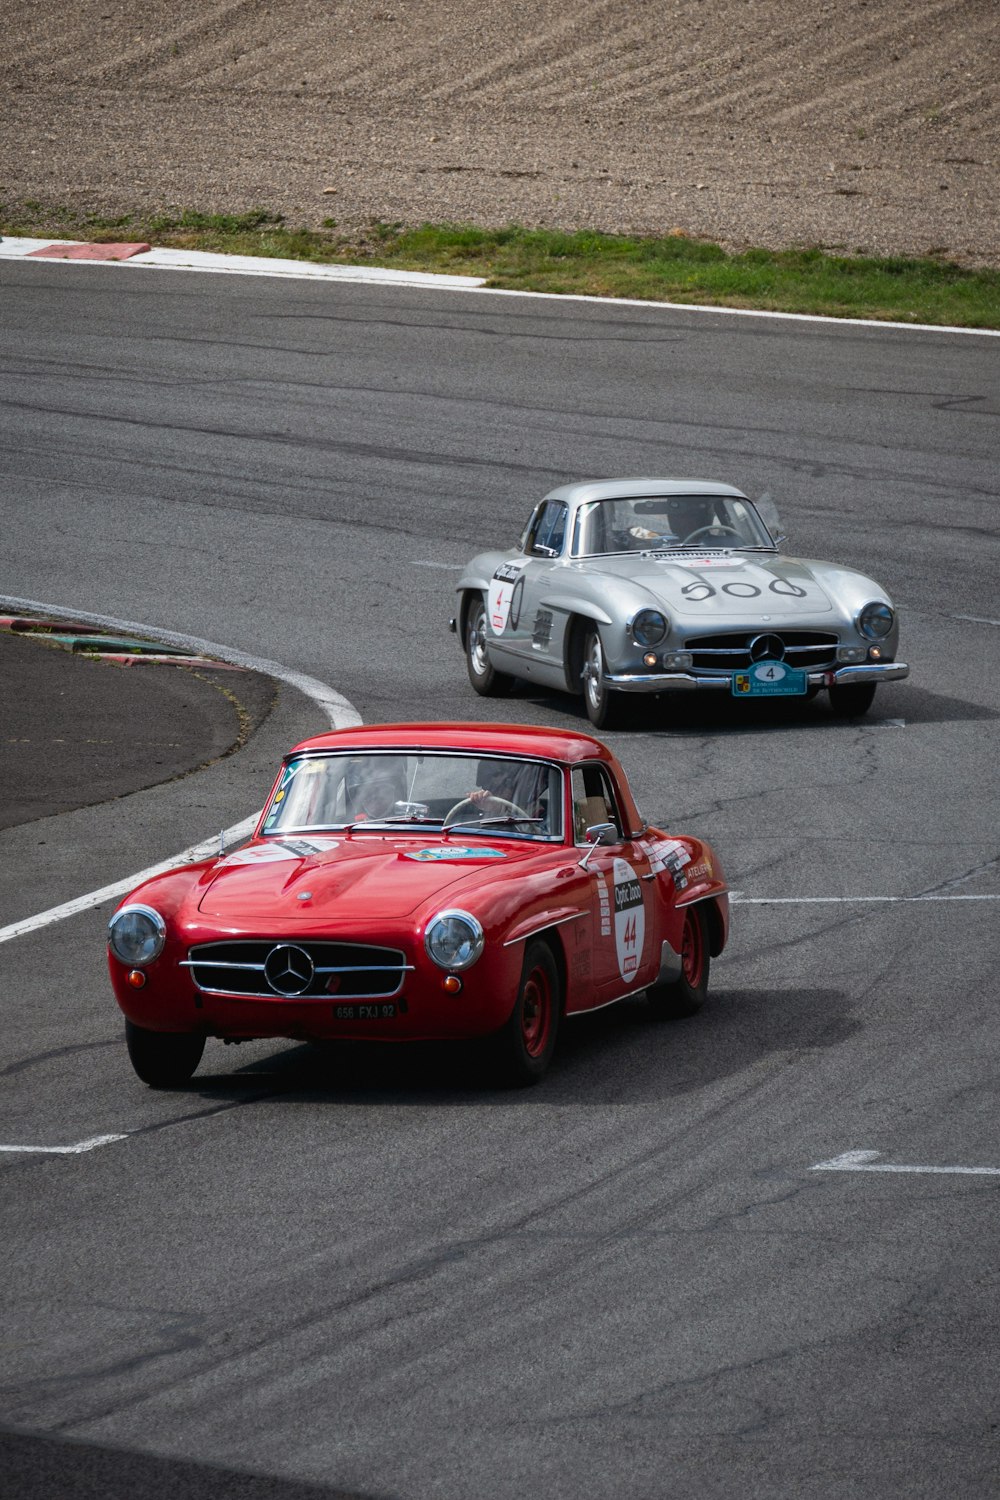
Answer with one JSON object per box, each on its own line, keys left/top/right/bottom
{"left": 452, "top": 478, "right": 909, "bottom": 729}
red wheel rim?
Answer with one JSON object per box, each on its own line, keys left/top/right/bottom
{"left": 681, "top": 910, "right": 705, "bottom": 988}
{"left": 521, "top": 965, "right": 553, "bottom": 1058}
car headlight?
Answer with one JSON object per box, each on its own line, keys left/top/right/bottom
{"left": 108, "top": 904, "right": 166, "bottom": 966}
{"left": 631, "top": 609, "right": 669, "bottom": 647}
{"left": 424, "top": 910, "right": 484, "bottom": 971}
{"left": 858, "top": 601, "right": 894, "bottom": 641}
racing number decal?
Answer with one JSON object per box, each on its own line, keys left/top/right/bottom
{"left": 488, "top": 561, "right": 528, "bottom": 635}
{"left": 612, "top": 857, "right": 645, "bottom": 983}
{"left": 681, "top": 578, "right": 811, "bottom": 603}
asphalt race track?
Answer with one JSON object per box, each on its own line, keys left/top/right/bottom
{"left": 1, "top": 261, "right": 998, "bottom": 1500}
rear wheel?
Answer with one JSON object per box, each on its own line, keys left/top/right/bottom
{"left": 493, "top": 940, "right": 561, "bottom": 1086}
{"left": 581, "top": 627, "right": 630, "bottom": 730}
{"left": 646, "top": 905, "right": 710, "bottom": 1020}
{"left": 828, "top": 682, "right": 877, "bottom": 717}
{"left": 465, "top": 595, "right": 513, "bottom": 697}
{"left": 125, "top": 1019, "right": 205, "bottom": 1088}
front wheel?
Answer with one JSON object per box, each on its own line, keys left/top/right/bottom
{"left": 581, "top": 628, "right": 630, "bottom": 730}
{"left": 465, "top": 595, "right": 513, "bottom": 697}
{"left": 646, "top": 904, "right": 710, "bottom": 1020}
{"left": 125, "top": 1019, "right": 205, "bottom": 1088}
{"left": 493, "top": 940, "right": 561, "bottom": 1086}
{"left": 828, "top": 682, "right": 877, "bottom": 717}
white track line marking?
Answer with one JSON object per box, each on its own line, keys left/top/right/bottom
{"left": 730, "top": 894, "right": 999, "bottom": 904}
{"left": 953, "top": 614, "right": 1000, "bottom": 627}
{"left": 0, "top": 594, "right": 361, "bottom": 947}
{"left": 0, "top": 1134, "right": 129, "bottom": 1155}
{"left": 812, "top": 1150, "right": 1000, "bottom": 1176}
{"left": 0, "top": 818, "right": 259, "bottom": 945}
{"left": 2, "top": 237, "right": 996, "bottom": 338}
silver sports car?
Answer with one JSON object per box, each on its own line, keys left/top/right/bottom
{"left": 453, "top": 478, "right": 909, "bottom": 729}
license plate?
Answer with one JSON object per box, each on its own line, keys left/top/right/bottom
{"left": 732, "top": 660, "right": 808, "bottom": 697}
{"left": 333, "top": 1003, "right": 397, "bottom": 1020}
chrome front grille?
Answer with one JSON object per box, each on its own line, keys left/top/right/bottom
{"left": 183, "top": 940, "right": 411, "bottom": 1000}
{"left": 682, "top": 630, "right": 839, "bottom": 671}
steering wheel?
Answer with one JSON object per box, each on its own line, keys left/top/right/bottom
{"left": 680, "top": 524, "right": 744, "bottom": 545}
{"left": 628, "top": 526, "right": 677, "bottom": 547}
{"left": 444, "top": 796, "right": 531, "bottom": 828}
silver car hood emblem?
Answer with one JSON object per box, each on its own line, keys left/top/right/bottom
{"left": 264, "top": 943, "right": 315, "bottom": 996}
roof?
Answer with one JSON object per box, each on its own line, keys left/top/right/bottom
{"left": 288, "top": 722, "right": 617, "bottom": 765}
{"left": 541, "top": 477, "right": 750, "bottom": 506}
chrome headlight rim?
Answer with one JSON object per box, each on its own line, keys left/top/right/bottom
{"left": 857, "top": 600, "right": 894, "bottom": 641}
{"left": 107, "top": 903, "right": 166, "bottom": 966}
{"left": 424, "top": 909, "right": 485, "bottom": 971}
{"left": 630, "top": 608, "right": 669, "bottom": 648}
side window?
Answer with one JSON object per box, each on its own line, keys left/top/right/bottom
{"left": 516, "top": 505, "right": 542, "bottom": 554}
{"left": 571, "top": 764, "right": 623, "bottom": 844}
{"left": 528, "top": 500, "right": 568, "bottom": 557}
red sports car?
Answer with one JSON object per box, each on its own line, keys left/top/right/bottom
{"left": 108, "top": 723, "right": 729, "bottom": 1087}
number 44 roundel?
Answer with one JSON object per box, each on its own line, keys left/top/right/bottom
{"left": 612, "top": 858, "right": 645, "bottom": 982}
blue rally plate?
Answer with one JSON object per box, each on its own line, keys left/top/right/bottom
{"left": 732, "top": 659, "right": 808, "bottom": 697}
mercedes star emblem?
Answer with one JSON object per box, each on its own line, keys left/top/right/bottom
{"left": 264, "top": 943, "right": 315, "bottom": 996}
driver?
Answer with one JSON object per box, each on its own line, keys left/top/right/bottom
{"left": 345, "top": 759, "right": 404, "bottom": 820}
{"left": 463, "top": 759, "right": 524, "bottom": 818}
{"left": 664, "top": 496, "right": 714, "bottom": 542}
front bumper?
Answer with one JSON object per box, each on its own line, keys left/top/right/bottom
{"left": 604, "top": 661, "right": 910, "bottom": 694}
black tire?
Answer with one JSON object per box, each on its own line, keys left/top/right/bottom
{"left": 493, "top": 940, "right": 561, "bottom": 1087}
{"left": 828, "top": 682, "right": 877, "bottom": 717}
{"left": 125, "top": 1019, "right": 205, "bottom": 1088}
{"left": 465, "top": 595, "right": 514, "bottom": 697}
{"left": 581, "top": 627, "right": 631, "bottom": 730}
{"left": 646, "top": 904, "right": 710, "bottom": 1020}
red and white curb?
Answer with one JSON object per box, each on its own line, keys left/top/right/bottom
{"left": 0, "top": 595, "right": 362, "bottom": 949}
{"left": 0, "top": 235, "right": 484, "bottom": 288}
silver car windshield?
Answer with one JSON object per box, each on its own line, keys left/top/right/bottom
{"left": 571, "top": 495, "right": 774, "bottom": 557}
{"left": 262, "top": 752, "right": 564, "bottom": 840}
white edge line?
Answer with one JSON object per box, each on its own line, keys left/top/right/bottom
{"left": 0, "top": 1134, "right": 130, "bottom": 1155}
{"left": 811, "top": 1150, "right": 1000, "bottom": 1176}
{"left": 0, "top": 594, "right": 362, "bottom": 946}
{"left": 2, "top": 237, "right": 996, "bottom": 338}
{"left": 722, "top": 891, "right": 997, "bottom": 904}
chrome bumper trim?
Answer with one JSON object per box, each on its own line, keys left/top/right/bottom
{"left": 604, "top": 661, "right": 909, "bottom": 694}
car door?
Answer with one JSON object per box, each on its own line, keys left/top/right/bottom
{"left": 488, "top": 498, "right": 568, "bottom": 663}
{"left": 570, "top": 762, "right": 657, "bottom": 1005}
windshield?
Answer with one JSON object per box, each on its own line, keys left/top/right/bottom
{"left": 261, "top": 752, "right": 564, "bottom": 840}
{"left": 572, "top": 494, "right": 774, "bottom": 557}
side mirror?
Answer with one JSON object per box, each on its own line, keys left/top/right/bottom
{"left": 578, "top": 822, "right": 619, "bottom": 869}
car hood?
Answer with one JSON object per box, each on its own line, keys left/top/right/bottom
{"left": 587, "top": 552, "right": 835, "bottom": 619}
{"left": 196, "top": 836, "right": 537, "bottom": 921}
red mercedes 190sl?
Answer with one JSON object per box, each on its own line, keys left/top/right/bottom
{"left": 108, "top": 723, "right": 729, "bottom": 1087}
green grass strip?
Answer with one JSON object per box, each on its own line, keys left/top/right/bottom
{"left": 4, "top": 200, "right": 998, "bottom": 328}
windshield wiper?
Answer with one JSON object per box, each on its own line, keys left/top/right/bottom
{"left": 341, "top": 814, "right": 440, "bottom": 833}
{"left": 445, "top": 816, "right": 545, "bottom": 834}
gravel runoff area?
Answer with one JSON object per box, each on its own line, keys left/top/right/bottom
{"left": 2, "top": 0, "right": 998, "bottom": 267}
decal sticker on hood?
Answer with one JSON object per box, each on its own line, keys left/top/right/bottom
{"left": 220, "top": 837, "right": 340, "bottom": 865}
{"left": 404, "top": 846, "right": 508, "bottom": 861}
